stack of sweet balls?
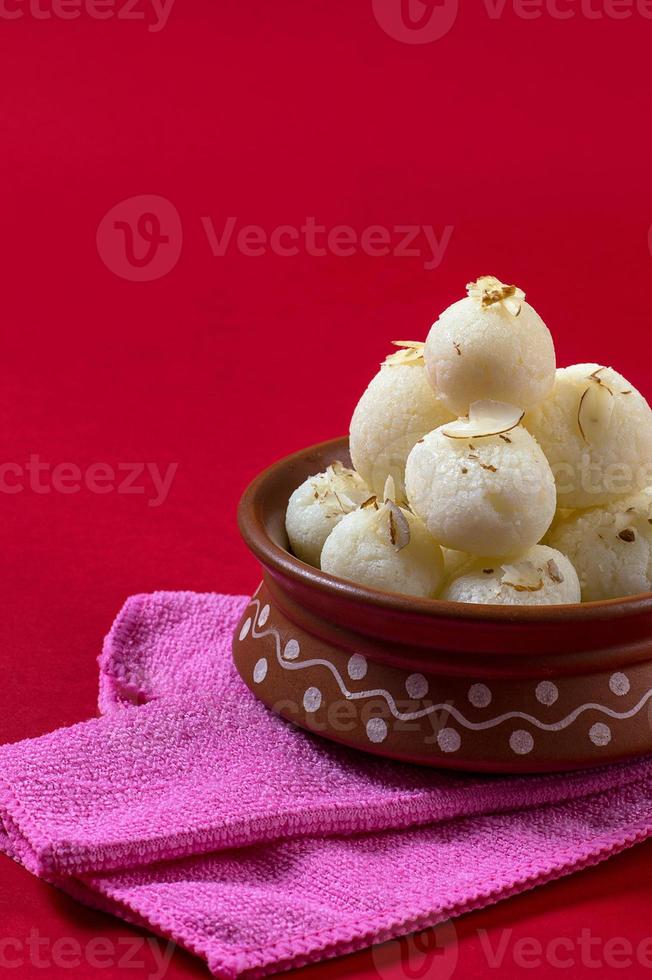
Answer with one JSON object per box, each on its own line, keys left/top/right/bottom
{"left": 285, "top": 276, "right": 652, "bottom": 606}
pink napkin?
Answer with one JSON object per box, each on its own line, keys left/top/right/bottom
{"left": 1, "top": 591, "right": 651, "bottom": 979}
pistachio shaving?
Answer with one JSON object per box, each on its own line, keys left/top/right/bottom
{"left": 466, "top": 276, "right": 525, "bottom": 318}
{"left": 384, "top": 341, "right": 425, "bottom": 367}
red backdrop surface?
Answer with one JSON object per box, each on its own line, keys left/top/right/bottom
{"left": 1, "top": 1, "right": 652, "bottom": 977}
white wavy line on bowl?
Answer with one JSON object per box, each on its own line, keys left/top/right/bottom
{"left": 246, "top": 598, "right": 652, "bottom": 732}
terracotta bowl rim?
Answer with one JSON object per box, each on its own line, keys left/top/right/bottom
{"left": 239, "top": 435, "right": 652, "bottom": 625}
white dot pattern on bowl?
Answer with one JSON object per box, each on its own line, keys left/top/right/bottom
{"left": 468, "top": 684, "right": 492, "bottom": 708}
{"left": 590, "top": 722, "right": 612, "bottom": 746}
{"left": 535, "top": 681, "right": 559, "bottom": 706}
{"left": 609, "top": 673, "right": 630, "bottom": 697}
{"left": 347, "top": 654, "right": 368, "bottom": 680}
{"left": 241, "top": 597, "right": 652, "bottom": 766}
{"left": 437, "top": 728, "right": 461, "bottom": 753}
{"left": 366, "top": 718, "right": 388, "bottom": 744}
{"left": 303, "top": 687, "right": 322, "bottom": 713}
{"left": 510, "top": 730, "right": 534, "bottom": 755}
{"left": 283, "top": 639, "right": 300, "bottom": 661}
{"left": 405, "top": 673, "right": 429, "bottom": 700}
{"left": 253, "top": 658, "right": 267, "bottom": 684}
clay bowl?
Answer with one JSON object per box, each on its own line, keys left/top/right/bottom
{"left": 233, "top": 436, "right": 652, "bottom": 773}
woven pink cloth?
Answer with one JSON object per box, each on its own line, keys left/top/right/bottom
{"left": 1, "top": 592, "right": 652, "bottom": 979}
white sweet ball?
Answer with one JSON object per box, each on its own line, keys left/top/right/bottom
{"left": 549, "top": 489, "right": 652, "bottom": 601}
{"left": 405, "top": 423, "right": 556, "bottom": 556}
{"left": 320, "top": 500, "right": 444, "bottom": 598}
{"left": 350, "top": 344, "right": 453, "bottom": 500}
{"left": 525, "top": 364, "right": 652, "bottom": 510}
{"left": 285, "top": 462, "right": 370, "bottom": 567}
{"left": 424, "top": 279, "right": 556, "bottom": 416}
{"left": 442, "top": 546, "right": 581, "bottom": 606}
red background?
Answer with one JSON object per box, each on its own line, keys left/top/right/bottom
{"left": 1, "top": 1, "right": 652, "bottom": 977}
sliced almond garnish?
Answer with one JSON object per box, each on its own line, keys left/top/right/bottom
{"left": 361, "top": 495, "right": 379, "bottom": 510}
{"left": 312, "top": 463, "right": 368, "bottom": 512}
{"left": 546, "top": 559, "right": 564, "bottom": 584}
{"left": 442, "top": 401, "right": 525, "bottom": 440}
{"left": 384, "top": 341, "right": 425, "bottom": 367}
{"left": 466, "top": 276, "right": 525, "bottom": 318}
{"left": 383, "top": 474, "right": 396, "bottom": 504}
{"left": 501, "top": 560, "right": 545, "bottom": 593}
{"left": 589, "top": 368, "right": 615, "bottom": 394}
{"left": 385, "top": 500, "right": 410, "bottom": 553}
{"left": 577, "top": 377, "right": 615, "bottom": 444}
